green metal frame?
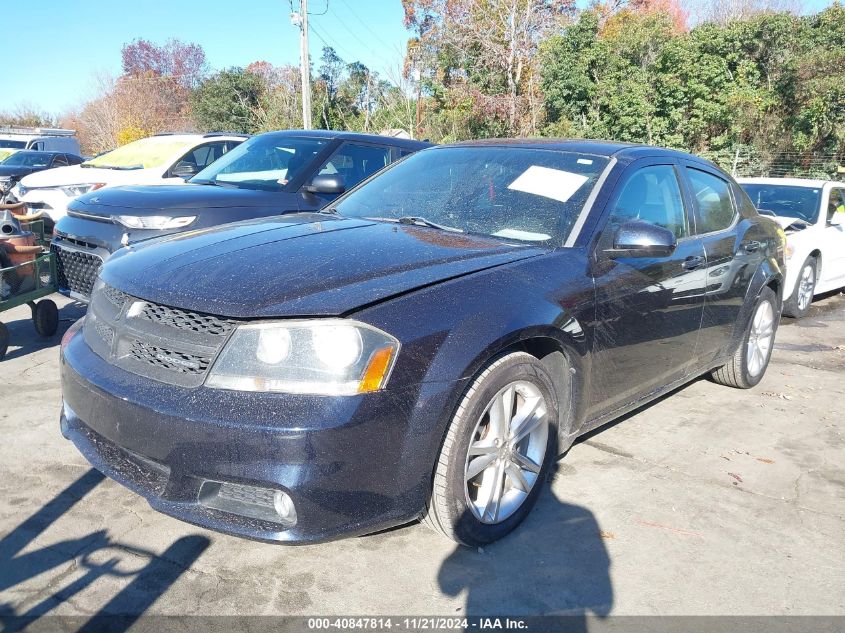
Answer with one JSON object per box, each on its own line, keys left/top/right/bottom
{"left": 0, "top": 252, "right": 58, "bottom": 313}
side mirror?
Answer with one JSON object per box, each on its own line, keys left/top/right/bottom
{"left": 606, "top": 220, "right": 677, "bottom": 258}
{"left": 306, "top": 174, "right": 345, "bottom": 195}
{"left": 171, "top": 161, "right": 199, "bottom": 179}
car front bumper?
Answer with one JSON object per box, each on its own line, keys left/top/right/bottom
{"left": 60, "top": 322, "right": 459, "bottom": 543}
{"left": 20, "top": 189, "right": 71, "bottom": 221}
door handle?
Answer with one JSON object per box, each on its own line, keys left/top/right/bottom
{"left": 744, "top": 240, "right": 762, "bottom": 252}
{"left": 682, "top": 255, "right": 704, "bottom": 270}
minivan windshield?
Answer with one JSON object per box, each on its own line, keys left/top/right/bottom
{"left": 1, "top": 151, "right": 51, "bottom": 167}
{"left": 334, "top": 146, "right": 610, "bottom": 244}
{"left": 192, "top": 134, "right": 329, "bottom": 191}
{"left": 740, "top": 183, "right": 822, "bottom": 223}
{"left": 83, "top": 136, "right": 195, "bottom": 170}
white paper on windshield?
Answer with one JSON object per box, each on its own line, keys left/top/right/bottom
{"left": 492, "top": 229, "right": 551, "bottom": 242}
{"left": 507, "top": 166, "right": 589, "bottom": 203}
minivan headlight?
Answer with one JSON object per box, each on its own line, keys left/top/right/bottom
{"left": 112, "top": 215, "right": 197, "bottom": 230}
{"left": 205, "top": 320, "right": 400, "bottom": 395}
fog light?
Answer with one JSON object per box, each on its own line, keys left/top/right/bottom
{"left": 198, "top": 480, "right": 297, "bottom": 527}
{"left": 274, "top": 490, "right": 297, "bottom": 523}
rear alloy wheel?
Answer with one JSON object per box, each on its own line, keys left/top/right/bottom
{"left": 782, "top": 256, "right": 817, "bottom": 319}
{"left": 425, "top": 352, "right": 560, "bottom": 546}
{"left": 711, "top": 286, "right": 778, "bottom": 389}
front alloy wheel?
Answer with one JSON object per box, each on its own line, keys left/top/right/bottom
{"left": 464, "top": 381, "right": 549, "bottom": 524}
{"left": 425, "top": 352, "right": 560, "bottom": 546}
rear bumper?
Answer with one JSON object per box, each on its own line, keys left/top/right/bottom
{"left": 60, "top": 323, "right": 459, "bottom": 543}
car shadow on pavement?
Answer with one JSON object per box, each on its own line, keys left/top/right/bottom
{"left": 437, "top": 462, "right": 613, "bottom": 624}
{"left": 1, "top": 299, "right": 86, "bottom": 362}
{"left": 0, "top": 468, "right": 209, "bottom": 632}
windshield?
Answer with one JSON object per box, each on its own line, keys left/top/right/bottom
{"left": 192, "top": 134, "right": 329, "bottom": 191}
{"left": 334, "top": 147, "right": 610, "bottom": 244}
{"left": 83, "top": 136, "right": 195, "bottom": 170}
{"left": 0, "top": 140, "right": 26, "bottom": 149}
{"left": 1, "top": 151, "right": 51, "bottom": 167}
{"left": 741, "top": 183, "right": 822, "bottom": 223}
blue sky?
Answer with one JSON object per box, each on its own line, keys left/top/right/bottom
{"left": 5, "top": 0, "right": 838, "bottom": 116}
{"left": 6, "top": 0, "right": 411, "bottom": 115}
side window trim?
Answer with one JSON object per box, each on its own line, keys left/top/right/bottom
{"left": 681, "top": 161, "right": 739, "bottom": 236}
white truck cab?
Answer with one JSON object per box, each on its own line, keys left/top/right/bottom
{"left": 0, "top": 127, "right": 81, "bottom": 162}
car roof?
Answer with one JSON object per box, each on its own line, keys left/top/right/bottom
{"left": 736, "top": 176, "right": 845, "bottom": 188}
{"left": 437, "top": 138, "right": 714, "bottom": 162}
{"left": 257, "top": 129, "right": 433, "bottom": 150}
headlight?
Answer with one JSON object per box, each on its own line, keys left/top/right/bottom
{"left": 60, "top": 183, "right": 106, "bottom": 196}
{"left": 112, "top": 215, "right": 197, "bottom": 230}
{"left": 206, "top": 320, "right": 400, "bottom": 395}
{"left": 15, "top": 184, "right": 26, "bottom": 197}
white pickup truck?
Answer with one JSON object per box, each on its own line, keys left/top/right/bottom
{"left": 738, "top": 177, "right": 845, "bottom": 318}
{"left": 12, "top": 132, "right": 246, "bottom": 229}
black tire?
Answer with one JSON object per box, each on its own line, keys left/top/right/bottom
{"left": 424, "top": 352, "right": 560, "bottom": 546}
{"left": 782, "top": 256, "right": 817, "bottom": 319}
{"left": 711, "top": 286, "right": 779, "bottom": 389}
{"left": 0, "top": 322, "right": 8, "bottom": 359}
{"left": 33, "top": 299, "right": 59, "bottom": 337}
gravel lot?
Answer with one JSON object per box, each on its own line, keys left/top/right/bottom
{"left": 1, "top": 292, "right": 843, "bottom": 619}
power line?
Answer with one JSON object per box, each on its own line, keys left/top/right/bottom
{"left": 336, "top": 0, "right": 384, "bottom": 43}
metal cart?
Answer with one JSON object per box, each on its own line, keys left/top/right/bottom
{"left": 0, "top": 218, "right": 59, "bottom": 359}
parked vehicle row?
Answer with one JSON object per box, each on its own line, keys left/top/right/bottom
{"left": 11, "top": 132, "right": 248, "bottom": 230}
{"left": 58, "top": 139, "right": 789, "bottom": 546}
{"left": 49, "top": 130, "right": 430, "bottom": 301}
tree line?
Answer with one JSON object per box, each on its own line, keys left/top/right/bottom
{"left": 2, "top": 0, "right": 843, "bottom": 178}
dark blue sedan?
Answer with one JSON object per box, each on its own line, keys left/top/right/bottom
{"left": 60, "top": 140, "right": 785, "bottom": 545}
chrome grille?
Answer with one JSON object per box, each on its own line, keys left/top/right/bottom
{"left": 94, "top": 321, "right": 114, "bottom": 346}
{"left": 52, "top": 244, "right": 102, "bottom": 298}
{"left": 102, "top": 284, "right": 129, "bottom": 309}
{"left": 83, "top": 283, "right": 238, "bottom": 388}
{"left": 129, "top": 341, "right": 211, "bottom": 375}
{"left": 139, "top": 302, "right": 235, "bottom": 336}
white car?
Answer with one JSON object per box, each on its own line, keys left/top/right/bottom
{"left": 12, "top": 133, "right": 246, "bottom": 227}
{"left": 738, "top": 177, "right": 845, "bottom": 318}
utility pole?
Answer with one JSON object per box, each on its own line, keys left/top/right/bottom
{"left": 292, "top": 0, "right": 312, "bottom": 130}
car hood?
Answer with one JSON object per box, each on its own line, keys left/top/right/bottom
{"left": 19, "top": 165, "right": 150, "bottom": 188}
{"left": 101, "top": 214, "right": 545, "bottom": 318}
{"left": 0, "top": 165, "right": 34, "bottom": 178}
{"left": 72, "top": 184, "right": 289, "bottom": 213}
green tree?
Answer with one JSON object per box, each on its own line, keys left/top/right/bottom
{"left": 190, "top": 68, "right": 264, "bottom": 133}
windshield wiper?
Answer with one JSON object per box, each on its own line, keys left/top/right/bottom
{"left": 362, "top": 215, "right": 463, "bottom": 233}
